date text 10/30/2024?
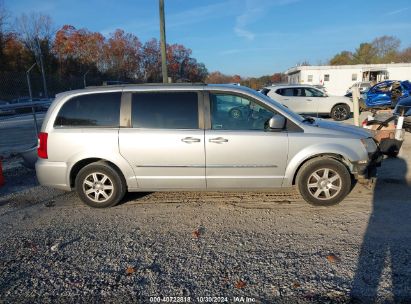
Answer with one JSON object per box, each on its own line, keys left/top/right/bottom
{"left": 149, "top": 296, "right": 256, "bottom": 303}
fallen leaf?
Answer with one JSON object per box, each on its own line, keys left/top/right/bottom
{"left": 292, "top": 281, "right": 301, "bottom": 288}
{"left": 126, "top": 266, "right": 136, "bottom": 275}
{"left": 326, "top": 254, "right": 341, "bottom": 263}
{"left": 235, "top": 280, "right": 247, "bottom": 289}
{"left": 192, "top": 230, "right": 201, "bottom": 238}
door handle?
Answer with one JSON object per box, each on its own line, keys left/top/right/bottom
{"left": 209, "top": 137, "right": 228, "bottom": 143}
{"left": 181, "top": 137, "right": 201, "bottom": 143}
{"left": 283, "top": 98, "right": 289, "bottom": 100}
{"left": 306, "top": 99, "right": 312, "bottom": 101}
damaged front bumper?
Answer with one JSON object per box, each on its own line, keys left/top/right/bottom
{"left": 352, "top": 150, "right": 383, "bottom": 183}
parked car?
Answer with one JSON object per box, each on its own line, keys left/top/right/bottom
{"left": 262, "top": 84, "right": 353, "bottom": 121}
{"left": 36, "top": 84, "right": 381, "bottom": 208}
{"left": 393, "top": 96, "right": 411, "bottom": 132}
{"left": 363, "top": 80, "right": 411, "bottom": 109}
{"left": 346, "top": 82, "right": 372, "bottom": 95}
{"left": 9, "top": 97, "right": 53, "bottom": 113}
{"left": 0, "top": 100, "right": 16, "bottom": 116}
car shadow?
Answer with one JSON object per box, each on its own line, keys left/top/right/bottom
{"left": 118, "top": 191, "right": 153, "bottom": 206}
{"left": 351, "top": 157, "right": 411, "bottom": 302}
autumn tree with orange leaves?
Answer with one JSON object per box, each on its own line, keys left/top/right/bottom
{"left": 53, "top": 25, "right": 105, "bottom": 76}
{"left": 103, "top": 29, "right": 142, "bottom": 80}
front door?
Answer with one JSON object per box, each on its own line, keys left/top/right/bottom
{"left": 119, "top": 91, "right": 206, "bottom": 189}
{"left": 205, "top": 92, "right": 288, "bottom": 189}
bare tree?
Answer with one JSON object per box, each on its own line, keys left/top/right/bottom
{"left": 0, "top": 0, "right": 8, "bottom": 32}
{"left": 15, "top": 12, "right": 54, "bottom": 97}
{"left": 372, "top": 35, "right": 400, "bottom": 59}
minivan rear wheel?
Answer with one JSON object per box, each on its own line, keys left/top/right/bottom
{"left": 296, "top": 158, "right": 352, "bottom": 206}
{"left": 331, "top": 104, "right": 350, "bottom": 121}
{"left": 75, "top": 162, "right": 126, "bottom": 208}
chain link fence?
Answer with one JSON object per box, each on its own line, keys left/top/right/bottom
{"left": 0, "top": 71, "right": 119, "bottom": 158}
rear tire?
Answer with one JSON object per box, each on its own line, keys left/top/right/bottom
{"left": 331, "top": 104, "right": 350, "bottom": 121}
{"left": 75, "top": 162, "right": 126, "bottom": 208}
{"left": 296, "top": 158, "right": 352, "bottom": 206}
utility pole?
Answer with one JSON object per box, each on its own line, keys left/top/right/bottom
{"left": 159, "top": 0, "right": 168, "bottom": 83}
{"left": 26, "top": 63, "right": 39, "bottom": 137}
{"left": 83, "top": 70, "right": 90, "bottom": 88}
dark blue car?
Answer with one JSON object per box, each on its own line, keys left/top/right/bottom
{"left": 364, "top": 80, "right": 411, "bottom": 108}
{"left": 394, "top": 96, "right": 411, "bottom": 132}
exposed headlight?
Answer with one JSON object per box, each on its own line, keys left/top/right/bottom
{"left": 361, "top": 137, "right": 377, "bottom": 153}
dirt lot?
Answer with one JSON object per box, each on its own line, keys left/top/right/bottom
{"left": 0, "top": 123, "right": 411, "bottom": 303}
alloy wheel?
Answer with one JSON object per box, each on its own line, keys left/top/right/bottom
{"left": 307, "top": 168, "right": 342, "bottom": 200}
{"left": 82, "top": 172, "right": 114, "bottom": 203}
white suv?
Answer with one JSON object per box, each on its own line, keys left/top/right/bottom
{"left": 262, "top": 84, "right": 353, "bottom": 121}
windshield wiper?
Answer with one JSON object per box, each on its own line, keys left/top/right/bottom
{"left": 302, "top": 116, "right": 315, "bottom": 124}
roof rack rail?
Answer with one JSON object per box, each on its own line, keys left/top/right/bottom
{"left": 85, "top": 82, "right": 208, "bottom": 89}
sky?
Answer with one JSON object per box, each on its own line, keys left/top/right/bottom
{"left": 5, "top": 0, "right": 411, "bottom": 77}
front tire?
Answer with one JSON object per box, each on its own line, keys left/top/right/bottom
{"left": 75, "top": 162, "right": 126, "bottom": 208}
{"left": 331, "top": 104, "right": 350, "bottom": 121}
{"left": 296, "top": 158, "right": 352, "bottom": 206}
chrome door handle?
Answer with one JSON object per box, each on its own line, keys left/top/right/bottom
{"left": 181, "top": 137, "right": 201, "bottom": 143}
{"left": 209, "top": 137, "right": 228, "bottom": 143}
{"left": 283, "top": 98, "right": 289, "bottom": 100}
{"left": 306, "top": 99, "right": 312, "bottom": 101}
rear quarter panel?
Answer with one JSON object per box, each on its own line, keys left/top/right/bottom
{"left": 47, "top": 128, "right": 137, "bottom": 189}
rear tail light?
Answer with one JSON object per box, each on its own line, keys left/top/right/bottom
{"left": 38, "top": 132, "right": 48, "bottom": 159}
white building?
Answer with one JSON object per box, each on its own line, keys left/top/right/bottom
{"left": 285, "top": 63, "right": 411, "bottom": 96}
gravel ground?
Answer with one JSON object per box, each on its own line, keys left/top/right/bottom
{"left": 0, "top": 134, "right": 411, "bottom": 303}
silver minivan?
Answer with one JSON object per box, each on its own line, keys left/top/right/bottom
{"left": 36, "top": 84, "right": 381, "bottom": 208}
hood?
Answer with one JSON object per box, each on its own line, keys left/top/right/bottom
{"left": 302, "top": 118, "right": 372, "bottom": 139}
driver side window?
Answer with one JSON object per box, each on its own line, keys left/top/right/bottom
{"left": 209, "top": 93, "right": 277, "bottom": 131}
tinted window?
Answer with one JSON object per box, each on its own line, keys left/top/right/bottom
{"left": 210, "top": 93, "right": 276, "bottom": 131}
{"left": 54, "top": 92, "right": 121, "bottom": 127}
{"left": 276, "top": 88, "right": 294, "bottom": 96}
{"left": 305, "top": 88, "right": 324, "bottom": 97}
{"left": 132, "top": 92, "right": 198, "bottom": 129}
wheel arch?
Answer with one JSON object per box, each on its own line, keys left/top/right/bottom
{"left": 69, "top": 158, "right": 127, "bottom": 189}
{"left": 291, "top": 153, "right": 351, "bottom": 186}
{"left": 332, "top": 102, "right": 352, "bottom": 112}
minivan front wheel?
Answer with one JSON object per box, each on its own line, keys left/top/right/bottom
{"left": 296, "top": 158, "right": 352, "bottom": 206}
{"left": 75, "top": 162, "right": 126, "bottom": 208}
{"left": 331, "top": 104, "right": 350, "bottom": 121}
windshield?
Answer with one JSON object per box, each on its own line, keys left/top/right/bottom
{"left": 252, "top": 89, "right": 305, "bottom": 123}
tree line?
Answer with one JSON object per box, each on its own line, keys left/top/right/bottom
{"left": 2, "top": 0, "right": 411, "bottom": 95}
{"left": 329, "top": 36, "right": 411, "bottom": 65}
{"left": 0, "top": 7, "right": 208, "bottom": 86}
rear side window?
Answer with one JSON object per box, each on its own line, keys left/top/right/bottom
{"left": 276, "top": 88, "right": 294, "bottom": 96}
{"left": 54, "top": 92, "right": 121, "bottom": 127}
{"left": 132, "top": 92, "right": 199, "bottom": 129}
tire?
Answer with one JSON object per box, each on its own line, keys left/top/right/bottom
{"left": 296, "top": 157, "right": 352, "bottom": 206}
{"left": 330, "top": 104, "right": 350, "bottom": 121}
{"left": 75, "top": 162, "right": 126, "bottom": 208}
{"left": 229, "top": 108, "right": 242, "bottom": 120}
